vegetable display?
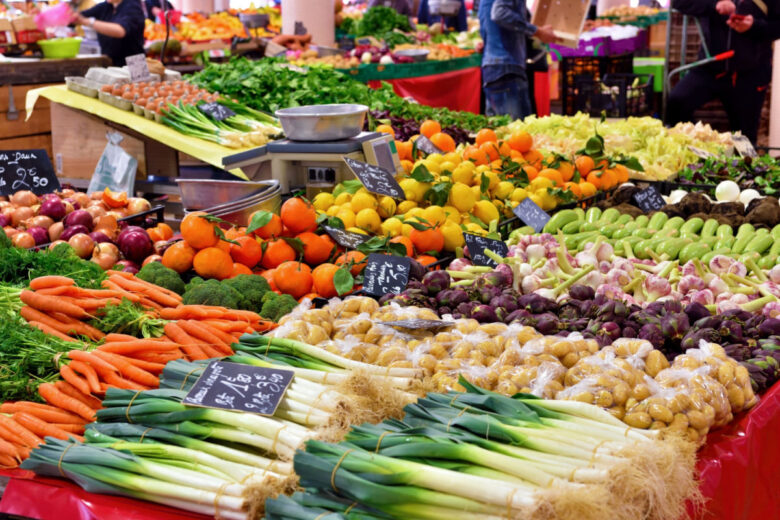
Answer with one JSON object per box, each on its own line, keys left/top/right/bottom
{"left": 677, "top": 155, "right": 780, "bottom": 196}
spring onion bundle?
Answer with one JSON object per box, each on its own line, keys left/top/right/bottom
{"left": 161, "top": 102, "right": 280, "bottom": 149}
{"left": 275, "top": 377, "right": 699, "bottom": 520}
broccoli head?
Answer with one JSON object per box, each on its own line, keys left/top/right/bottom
{"left": 137, "top": 261, "right": 186, "bottom": 295}
{"left": 182, "top": 279, "right": 242, "bottom": 309}
{"left": 222, "top": 274, "right": 271, "bottom": 311}
{"left": 259, "top": 292, "right": 299, "bottom": 322}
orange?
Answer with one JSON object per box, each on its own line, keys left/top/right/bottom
{"left": 162, "top": 241, "right": 196, "bottom": 273}
{"left": 420, "top": 120, "right": 441, "bottom": 138}
{"left": 575, "top": 156, "right": 595, "bottom": 176}
{"left": 274, "top": 261, "right": 313, "bottom": 299}
{"left": 430, "top": 132, "right": 456, "bottom": 153}
{"left": 415, "top": 254, "right": 438, "bottom": 267}
{"left": 312, "top": 263, "right": 340, "bottom": 298}
{"left": 390, "top": 235, "right": 414, "bottom": 256}
{"left": 193, "top": 247, "right": 233, "bottom": 280}
{"left": 596, "top": 158, "right": 609, "bottom": 172}
{"left": 180, "top": 211, "right": 219, "bottom": 249}
{"left": 463, "top": 145, "right": 490, "bottom": 166}
{"left": 410, "top": 227, "right": 444, "bottom": 254}
{"left": 147, "top": 227, "right": 166, "bottom": 243}
{"left": 509, "top": 149, "right": 524, "bottom": 160}
{"left": 558, "top": 161, "right": 575, "bottom": 182}
{"left": 479, "top": 141, "right": 499, "bottom": 162}
{"left": 497, "top": 141, "right": 512, "bottom": 158}
{"left": 261, "top": 239, "right": 296, "bottom": 269}
{"left": 579, "top": 181, "right": 597, "bottom": 198}
{"left": 280, "top": 198, "right": 317, "bottom": 234}
{"left": 297, "top": 232, "right": 334, "bottom": 266}
{"left": 147, "top": 223, "right": 174, "bottom": 243}
{"left": 538, "top": 168, "right": 564, "bottom": 187}
{"left": 215, "top": 240, "right": 232, "bottom": 254}
{"left": 396, "top": 140, "right": 413, "bottom": 161}
{"left": 614, "top": 164, "right": 630, "bottom": 184}
{"left": 299, "top": 293, "right": 319, "bottom": 302}
{"left": 230, "top": 235, "right": 263, "bottom": 268}
{"left": 259, "top": 269, "right": 278, "bottom": 291}
{"left": 249, "top": 212, "right": 282, "bottom": 239}
{"left": 603, "top": 169, "right": 619, "bottom": 190}
{"left": 563, "top": 182, "right": 582, "bottom": 199}
{"left": 523, "top": 150, "right": 544, "bottom": 170}
{"left": 376, "top": 124, "right": 395, "bottom": 137}
{"left": 231, "top": 262, "right": 253, "bottom": 277}
{"left": 335, "top": 250, "right": 367, "bottom": 276}
{"left": 475, "top": 128, "right": 497, "bottom": 146}
{"left": 522, "top": 165, "right": 539, "bottom": 181}
{"left": 585, "top": 171, "right": 603, "bottom": 190}
{"left": 102, "top": 187, "right": 127, "bottom": 209}
{"left": 224, "top": 227, "right": 243, "bottom": 241}
{"left": 507, "top": 131, "right": 533, "bottom": 153}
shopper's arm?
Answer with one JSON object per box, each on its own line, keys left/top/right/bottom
{"left": 73, "top": 10, "right": 127, "bottom": 38}
{"left": 490, "top": 0, "right": 537, "bottom": 34}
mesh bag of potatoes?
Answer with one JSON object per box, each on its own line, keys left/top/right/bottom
{"left": 272, "top": 299, "right": 333, "bottom": 345}
{"left": 611, "top": 338, "right": 671, "bottom": 377}
{"left": 495, "top": 360, "right": 566, "bottom": 397}
{"left": 623, "top": 367, "right": 732, "bottom": 443}
{"left": 506, "top": 332, "right": 599, "bottom": 369}
{"left": 670, "top": 340, "right": 757, "bottom": 414}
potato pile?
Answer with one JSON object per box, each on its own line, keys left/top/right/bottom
{"left": 273, "top": 298, "right": 757, "bottom": 440}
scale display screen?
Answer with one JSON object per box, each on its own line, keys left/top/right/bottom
{"left": 362, "top": 134, "right": 401, "bottom": 174}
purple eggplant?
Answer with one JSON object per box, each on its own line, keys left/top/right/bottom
{"left": 638, "top": 323, "right": 665, "bottom": 350}
{"left": 535, "top": 313, "right": 561, "bottom": 335}
{"left": 471, "top": 305, "right": 498, "bottom": 323}
{"left": 681, "top": 328, "right": 722, "bottom": 351}
{"left": 758, "top": 318, "right": 780, "bottom": 337}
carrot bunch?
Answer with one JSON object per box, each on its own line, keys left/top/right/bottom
{"left": 160, "top": 304, "right": 278, "bottom": 334}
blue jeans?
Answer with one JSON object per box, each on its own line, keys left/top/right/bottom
{"left": 483, "top": 73, "right": 532, "bottom": 120}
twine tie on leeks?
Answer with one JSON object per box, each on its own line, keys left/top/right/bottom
{"left": 138, "top": 427, "right": 154, "bottom": 443}
{"left": 270, "top": 425, "right": 287, "bottom": 454}
{"left": 179, "top": 367, "right": 203, "bottom": 390}
{"left": 213, "top": 482, "right": 230, "bottom": 520}
{"left": 344, "top": 502, "right": 358, "bottom": 514}
{"left": 57, "top": 444, "right": 75, "bottom": 477}
{"left": 330, "top": 449, "right": 354, "bottom": 493}
{"left": 125, "top": 391, "right": 143, "bottom": 423}
{"left": 446, "top": 406, "right": 471, "bottom": 432}
{"left": 374, "top": 431, "right": 392, "bottom": 453}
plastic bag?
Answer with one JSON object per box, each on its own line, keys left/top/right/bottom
{"left": 88, "top": 132, "right": 137, "bottom": 195}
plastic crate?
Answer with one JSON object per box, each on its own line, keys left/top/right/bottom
{"left": 560, "top": 54, "right": 634, "bottom": 116}
{"left": 572, "top": 73, "right": 654, "bottom": 118}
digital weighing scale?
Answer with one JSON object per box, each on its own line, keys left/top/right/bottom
{"left": 221, "top": 132, "right": 402, "bottom": 196}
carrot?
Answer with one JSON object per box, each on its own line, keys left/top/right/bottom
{"left": 67, "top": 350, "right": 118, "bottom": 377}
{"left": 69, "top": 360, "right": 101, "bottom": 394}
{"left": 21, "top": 290, "right": 89, "bottom": 319}
{"left": 0, "top": 454, "right": 18, "bottom": 468}
{"left": 110, "top": 271, "right": 183, "bottom": 301}
{"left": 15, "top": 445, "right": 30, "bottom": 460}
{"left": 58, "top": 296, "right": 121, "bottom": 310}
{"left": 164, "top": 322, "right": 208, "bottom": 360}
{"left": 0, "top": 437, "right": 21, "bottom": 460}
{"left": 92, "top": 350, "right": 159, "bottom": 387}
{"left": 103, "top": 333, "right": 138, "bottom": 342}
{"left": 27, "top": 321, "right": 77, "bottom": 342}
{"left": 139, "top": 297, "right": 164, "bottom": 310}
{"left": 199, "top": 343, "right": 224, "bottom": 358}
{"left": 52, "top": 424, "right": 86, "bottom": 435}
{"left": 200, "top": 323, "right": 240, "bottom": 348}
{"left": 124, "top": 358, "right": 166, "bottom": 374}
{"left": 54, "top": 316, "right": 105, "bottom": 340}
{"left": 101, "top": 280, "right": 143, "bottom": 303}
{"left": 13, "top": 412, "right": 83, "bottom": 441}
{"left": 29, "top": 276, "right": 75, "bottom": 290}
{"left": 59, "top": 364, "right": 93, "bottom": 397}
{"left": 52, "top": 381, "right": 102, "bottom": 413}
{"left": 104, "top": 372, "right": 148, "bottom": 391}
{"left": 179, "top": 320, "right": 232, "bottom": 353}
{"left": 109, "top": 275, "right": 181, "bottom": 308}
{"left": 98, "top": 339, "right": 181, "bottom": 354}
{"left": 203, "top": 319, "right": 250, "bottom": 332}
{"left": 0, "top": 415, "right": 43, "bottom": 448}
{"left": 21, "top": 306, "right": 104, "bottom": 340}
{"left": 130, "top": 350, "right": 183, "bottom": 364}
{"left": 0, "top": 403, "right": 85, "bottom": 425}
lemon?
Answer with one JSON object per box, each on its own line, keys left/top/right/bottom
{"left": 424, "top": 160, "right": 441, "bottom": 175}
{"left": 439, "top": 161, "right": 457, "bottom": 174}
{"left": 376, "top": 196, "right": 396, "bottom": 219}
{"left": 397, "top": 200, "right": 417, "bottom": 214}
{"left": 441, "top": 221, "right": 465, "bottom": 251}
{"left": 484, "top": 171, "right": 500, "bottom": 190}
{"left": 405, "top": 207, "right": 425, "bottom": 221}
{"left": 463, "top": 222, "right": 487, "bottom": 235}
{"left": 529, "top": 177, "right": 554, "bottom": 191}
{"left": 422, "top": 205, "right": 447, "bottom": 227}
{"left": 476, "top": 164, "right": 491, "bottom": 174}
{"left": 427, "top": 153, "right": 444, "bottom": 165}
{"left": 400, "top": 178, "right": 423, "bottom": 202}
{"left": 451, "top": 163, "right": 475, "bottom": 185}
{"left": 442, "top": 205, "right": 461, "bottom": 223}
{"left": 355, "top": 187, "right": 369, "bottom": 195}
{"left": 346, "top": 227, "right": 369, "bottom": 235}
{"left": 381, "top": 217, "right": 403, "bottom": 236}
{"left": 536, "top": 191, "right": 557, "bottom": 211}
{"left": 336, "top": 208, "right": 356, "bottom": 228}
{"left": 492, "top": 181, "right": 514, "bottom": 200}
{"left": 471, "top": 185, "right": 483, "bottom": 198}
{"left": 449, "top": 182, "right": 476, "bottom": 213}
{"left": 312, "top": 192, "right": 335, "bottom": 211}
{"left": 401, "top": 223, "right": 414, "bottom": 237}
{"left": 443, "top": 152, "right": 461, "bottom": 165}
{"left": 334, "top": 192, "right": 352, "bottom": 205}
{"left": 414, "top": 182, "right": 432, "bottom": 201}
{"left": 325, "top": 204, "right": 341, "bottom": 217}
{"left": 472, "top": 200, "right": 500, "bottom": 225}
{"left": 439, "top": 175, "right": 451, "bottom": 183}
{"left": 350, "top": 192, "right": 378, "bottom": 213}
{"left": 528, "top": 193, "right": 545, "bottom": 209}
{"left": 510, "top": 187, "right": 528, "bottom": 202}
{"left": 355, "top": 208, "right": 382, "bottom": 233}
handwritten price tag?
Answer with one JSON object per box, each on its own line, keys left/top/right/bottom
{"left": 344, "top": 157, "right": 404, "bottom": 199}
{"left": 0, "top": 150, "right": 60, "bottom": 196}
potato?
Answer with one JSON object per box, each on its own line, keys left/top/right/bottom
{"left": 624, "top": 412, "right": 652, "bottom": 429}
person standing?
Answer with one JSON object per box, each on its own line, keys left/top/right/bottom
{"left": 666, "top": 0, "right": 780, "bottom": 143}
{"left": 71, "top": 0, "right": 145, "bottom": 66}
{"left": 479, "top": 0, "right": 557, "bottom": 119}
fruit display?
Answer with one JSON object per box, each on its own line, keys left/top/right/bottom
{"left": 503, "top": 115, "right": 733, "bottom": 181}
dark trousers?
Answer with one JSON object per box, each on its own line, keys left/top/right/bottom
{"left": 483, "top": 73, "right": 533, "bottom": 121}
{"left": 666, "top": 67, "right": 769, "bottom": 143}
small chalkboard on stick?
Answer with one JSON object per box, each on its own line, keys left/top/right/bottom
{"left": 464, "top": 233, "right": 508, "bottom": 267}
{"left": 0, "top": 149, "right": 60, "bottom": 196}
{"left": 415, "top": 135, "right": 443, "bottom": 155}
{"left": 512, "top": 197, "right": 551, "bottom": 233}
{"left": 632, "top": 186, "right": 666, "bottom": 212}
{"left": 362, "top": 253, "right": 411, "bottom": 297}
{"left": 198, "top": 102, "right": 236, "bottom": 121}
{"left": 323, "top": 225, "right": 369, "bottom": 249}
{"left": 183, "top": 361, "right": 294, "bottom": 416}
{"left": 732, "top": 135, "right": 757, "bottom": 158}
{"left": 344, "top": 157, "right": 404, "bottom": 199}
{"left": 381, "top": 319, "right": 455, "bottom": 330}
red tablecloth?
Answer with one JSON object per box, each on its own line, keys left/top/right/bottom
{"left": 368, "top": 66, "right": 481, "bottom": 114}
{"left": 2, "top": 381, "right": 779, "bottom": 520}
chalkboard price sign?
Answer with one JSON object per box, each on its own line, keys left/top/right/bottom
{"left": 183, "top": 361, "right": 294, "bottom": 416}
{"left": 415, "top": 135, "right": 443, "bottom": 155}
{"left": 0, "top": 149, "right": 60, "bottom": 196}
{"left": 323, "top": 225, "right": 369, "bottom": 249}
{"left": 198, "top": 102, "right": 236, "bottom": 121}
{"left": 463, "top": 233, "right": 508, "bottom": 267}
{"left": 732, "top": 135, "right": 758, "bottom": 158}
{"left": 632, "top": 186, "right": 666, "bottom": 212}
{"left": 362, "top": 253, "right": 411, "bottom": 297}
{"left": 344, "top": 157, "right": 404, "bottom": 199}
{"left": 512, "top": 197, "right": 551, "bottom": 233}
{"left": 381, "top": 319, "right": 455, "bottom": 330}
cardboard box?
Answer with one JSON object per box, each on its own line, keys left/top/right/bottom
{"left": 12, "top": 17, "right": 43, "bottom": 44}
{"left": 532, "top": 0, "right": 590, "bottom": 49}
{"left": 0, "top": 19, "right": 16, "bottom": 45}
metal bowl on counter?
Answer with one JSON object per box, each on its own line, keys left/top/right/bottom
{"left": 275, "top": 104, "right": 368, "bottom": 141}
{"left": 394, "top": 49, "right": 429, "bottom": 62}
{"left": 176, "top": 178, "right": 274, "bottom": 211}
{"left": 182, "top": 180, "right": 281, "bottom": 227}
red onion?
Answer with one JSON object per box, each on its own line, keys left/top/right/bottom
{"left": 64, "top": 210, "right": 94, "bottom": 230}
{"left": 38, "top": 197, "right": 66, "bottom": 221}
{"left": 115, "top": 259, "right": 139, "bottom": 274}
{"left": 89, "top": 231, "right": 112, "bottom": 244}
{"left": 27, "top": 226, "right": 49, "bottom": 246}
{"left": 0, "top": 214, "right": 9, "bottom": 228}
{"left": 117, "top": 230, "right": 153, "bottom": 263}
{"left": 60, "top": 224, "right": 90, "bottom": 241}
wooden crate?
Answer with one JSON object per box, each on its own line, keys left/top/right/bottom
{"left": 0, "top": 83, "right": 56, "bottom": 140}
{"left": 532, "top": 0, "right": 589, "bottom": 48}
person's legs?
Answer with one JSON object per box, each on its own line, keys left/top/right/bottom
{"left": 720, "top": 70, "right": 770, "bottom": 144}
{"left": 483, "top": 73, "right": 532, "bottom": 120}
{"left": 666, "top": 68, "right": 720, "bottom": 126}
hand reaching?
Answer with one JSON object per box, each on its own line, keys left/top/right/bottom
{"left": 715, "top": 0, "right": 736, "bottom": 15}
{"left": 534, "top": 25, "right": 558, "bottom": 44}
{"left": 727, "top": 14, "right": 754, "bottom": 32}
